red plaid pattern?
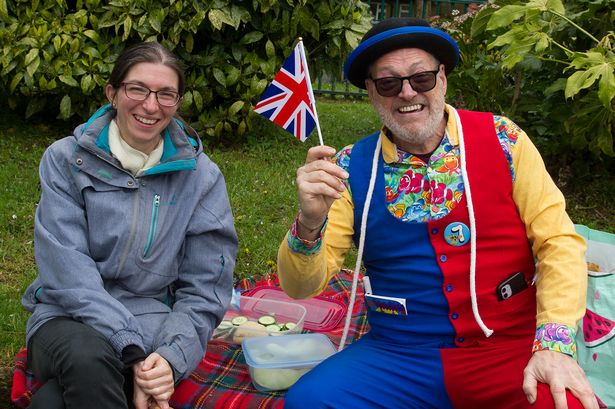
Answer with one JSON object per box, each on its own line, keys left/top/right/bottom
{"left": 12, "top": 270, "right": 367, "bottom": 409}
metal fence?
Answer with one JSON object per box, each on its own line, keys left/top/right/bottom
{"left": 366, "top": 0, "right": 484, "bottom": 20}
{"left": 313, "top": 0, "right": 485, "bottom": 98}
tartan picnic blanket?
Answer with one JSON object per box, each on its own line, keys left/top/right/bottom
{"left": 11, "top": 269, "right": 368, "bottom": 409}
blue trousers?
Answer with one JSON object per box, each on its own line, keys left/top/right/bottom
{"left": 284, "top": 332, "right": 453, "bottom": 409}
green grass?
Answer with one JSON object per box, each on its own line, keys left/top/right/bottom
{"left": 1, "top": 99, "right": 614, "bottom": 408}
{"left": 0, "top": 119, "right": 64, "bottom": 408}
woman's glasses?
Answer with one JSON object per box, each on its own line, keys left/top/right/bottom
{"left": 370, "top": 69, "right": 440, "bottom": 97}
{"left": 121, "top": 82, "right": 181, "bottom": 107}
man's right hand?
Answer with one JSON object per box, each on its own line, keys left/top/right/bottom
{"left": 296, "top": 145, "right": 348, "bottom": 239}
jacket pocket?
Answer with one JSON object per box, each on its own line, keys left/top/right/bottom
{"left": 143, "top": 194, "right": 161, "bottom": 258}
{"left": 135, "top": 193, "right": 180, "bottom": 279}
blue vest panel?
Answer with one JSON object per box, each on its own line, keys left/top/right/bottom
{"left": 349, "top": 133, "right": 456, "bottom": 347}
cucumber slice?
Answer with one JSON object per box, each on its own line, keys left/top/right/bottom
{"left": 217, "top": 320, "right": 233, "bottom": 330}
{"left": 213, "top": 327, "right": 234, "bottom": 339}
{"left": 232, "top": 321, "right": 265, "bottom": 343}
{"left": 266, "top": 324, "right": 282, "bottom": 333}
{"left": 282, "top": 322, "right": 297, "bottom": 331}
{"left": 231, "top": 316, "right": 249, "bottom": 326}
{"left": 257, "top": 315, "right": 277, "bottom": 326}
{"left": 213, "top": 321, "right": 236, "bottom": 339}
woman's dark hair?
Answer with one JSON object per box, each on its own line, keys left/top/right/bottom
{"left": 108, "top": 42, "right": 185, "bottom": 95}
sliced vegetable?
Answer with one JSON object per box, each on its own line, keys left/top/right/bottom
{"left": 231, "top": 316, "right": 249, "bottom": 326}
{"left": 232, "top": 321, "right": 266, "bottom": 343}
{"left": 213, "top": 320, "right": 236, "bottom": 339}
{"left": 217, "top": 320, "right": 233, "bottom": 330}
{"left": 258, "top": 315, "right": 277, "bottom": 326}
{"left": 281, "top": 322, "right": 297, "bottom": 331}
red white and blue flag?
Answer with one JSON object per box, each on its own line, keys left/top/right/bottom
{"left": 253, "top": 40, "right": 322, "bottom": 143}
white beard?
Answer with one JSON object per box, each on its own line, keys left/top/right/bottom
{"left": 373, "top": 93, "right": 447, "bottom": 153}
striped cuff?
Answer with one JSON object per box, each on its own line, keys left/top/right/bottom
{"left": 287, "top": 215, "right": 327, "bottom": 255}
{"left": 532, "top": 323, "right": 577, "bottom": 359}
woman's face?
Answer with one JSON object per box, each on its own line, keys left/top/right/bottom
{"left": 105, "top": 62, "right": 181, "bottom": 154}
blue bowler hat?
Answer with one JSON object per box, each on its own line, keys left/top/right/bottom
{"left": 344, "top": 17, "right": 460, "bottom": 89}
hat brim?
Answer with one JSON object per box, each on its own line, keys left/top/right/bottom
{"left": 344, "top": 26, "right": 460, "bottom": 89}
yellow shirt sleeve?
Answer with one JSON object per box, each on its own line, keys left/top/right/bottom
{"left": 510, "top": 127, "right": 587, "bottom": 328}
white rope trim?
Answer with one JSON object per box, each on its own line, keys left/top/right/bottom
{"left": 339, "top": 110, "right": 494, "bottom": 349}
{"left": 338, "top": 136, "right": 382, "bottom": 351}
{"left": 451, "top": 106, "right": 493, "bottom": 338}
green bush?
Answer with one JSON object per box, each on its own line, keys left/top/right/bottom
{"left": 437, "top": 0, "right": 614, "bottom": 170}
{"left": 0, "top": 0, "right": 372, "bottom": 142}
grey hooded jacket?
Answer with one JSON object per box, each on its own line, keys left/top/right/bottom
{"left": 22, "top": 104, "right": 238, "bottom": 381}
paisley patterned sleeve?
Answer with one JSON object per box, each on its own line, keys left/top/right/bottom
{"left": 286, "top": 215, "right": 327, "bottom": 255}
{"left": 493, "top": 115, "right": 520, "bottom": 182}
{"left": 532, "top": 323, "right": 578, "bottom": 359}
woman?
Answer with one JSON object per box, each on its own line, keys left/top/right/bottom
{"left": 22, "top": 42, "right": 238, "bottom": 409}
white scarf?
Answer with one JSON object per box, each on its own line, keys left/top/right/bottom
{"left": 108, "top": 120, "right": 163, "bottom": 176}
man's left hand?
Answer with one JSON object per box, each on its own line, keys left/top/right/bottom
{"left": 523, "top": 350, "right": 598, "bottom": 409}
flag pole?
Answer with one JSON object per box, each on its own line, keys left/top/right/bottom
{"left": 297, "top": 38, "right": 324, "bottom": 146}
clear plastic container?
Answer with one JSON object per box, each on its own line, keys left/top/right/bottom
{"left": 212, "top": 296, "right": 306, "bottom": 344}
{"left": 242, "top": 333, "right": 336, "bottom": 392}
{"left": 243, "top": 286, "right": 347, "bottom": 332}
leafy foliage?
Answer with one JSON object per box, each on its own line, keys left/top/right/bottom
{"left": 0, "top": 0, "right": 372, "bottom": 142}
{"left": 436, "top": 0, "right": 614, "bottom": 170}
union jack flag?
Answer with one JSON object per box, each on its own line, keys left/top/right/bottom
{"left": 253, "top": 41, "right": 318, "bottom": 142}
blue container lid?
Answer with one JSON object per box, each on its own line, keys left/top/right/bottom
{"left": 242, "top": 333, "right": 336, "bottom": 369}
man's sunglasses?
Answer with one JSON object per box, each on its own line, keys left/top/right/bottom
{"left": 369, "top": 69, "right": 440, "bottom": 97}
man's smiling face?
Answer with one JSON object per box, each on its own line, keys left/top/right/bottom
{"left": 366, "top": 48, "right": 448, "bottom": 154}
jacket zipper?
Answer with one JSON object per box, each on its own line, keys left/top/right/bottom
{"left": 143, "top": 194, "right": 161, "bottom": 257}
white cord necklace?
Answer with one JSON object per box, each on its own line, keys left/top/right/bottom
{"left": 338, "top": 109, "right": 493, "bottom": 352}
{"left": 337, "top": 135, "right": 381, "bottom": 351}
{"left": 452, "top": 106, "right": 493, "bottom": 338}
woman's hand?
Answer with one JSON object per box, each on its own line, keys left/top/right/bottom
{"left": 296, "top": 145, "right": 348, "bottom": 239}
{"left": 132, "top": 380, "right": 150, "bottom": 409}
{"left": 133, "top": 352, "right": 175, "bottom": 409}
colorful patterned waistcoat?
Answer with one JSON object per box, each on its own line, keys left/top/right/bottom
{"left": 349, "top": 110, "right": 536, "bottom": 347}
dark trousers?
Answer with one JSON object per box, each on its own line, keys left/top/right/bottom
{"left": 27, "top": 317, "right": 134, "bottom": 409}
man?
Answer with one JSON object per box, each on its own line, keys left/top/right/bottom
{"left": 277, "top": 18, "right": 598, "bottom": 409}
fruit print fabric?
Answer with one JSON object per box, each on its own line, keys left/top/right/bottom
{"left": 583, "top": 309, "right": 615, "bottom": 347}
{"left": 574, "top": 225, "right": 615, "bottom": 407}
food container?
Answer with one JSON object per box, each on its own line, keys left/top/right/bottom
{"left": 243, "top": 286, "right": 347, "bottom": 332}
{"left": 213, "top": 296, "right": 306, "bottom": 343}
{"left": 242, "top": 333, "right": 336, "bottom": 392}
